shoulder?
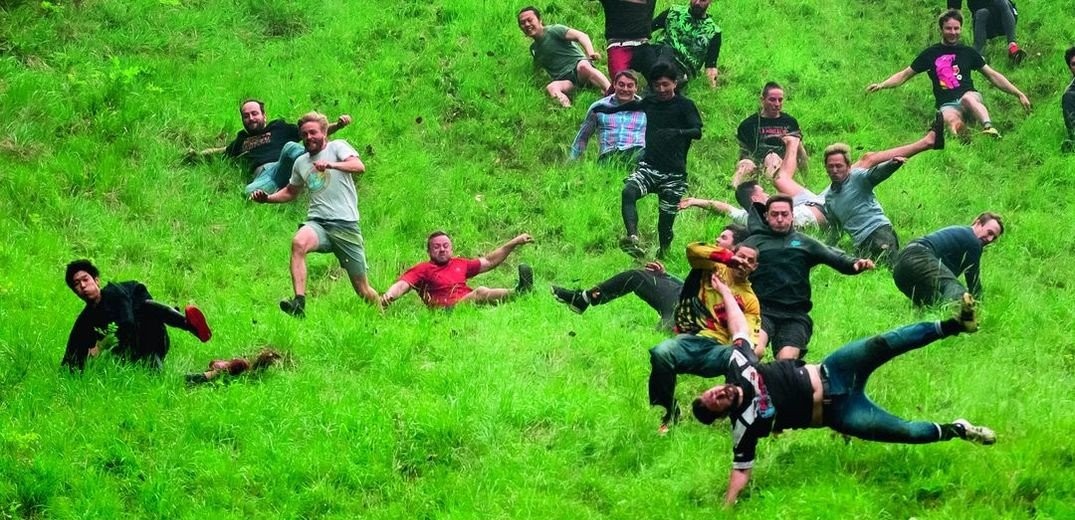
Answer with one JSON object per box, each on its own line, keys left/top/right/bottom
{"left": 547, "top": 24, "right": 569, "bottom": 37}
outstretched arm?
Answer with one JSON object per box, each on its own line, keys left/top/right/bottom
{"left": 478, "top": 233, "right": 533, "bottom": 273}
{"left": 866, "top": 67, "right": 916, "bottom": 93}
{"left": 380, "top": 280, "right": 413, "bottom": 307}
{"left": 710, "top": 275, "right": 748, "bottom": 339}
{"left": 564, "top": 28, "right": 601, "bottom": 61}
{"left": 327, "top": 114, "right": 352, "bottom": 136}
{"left": 250, "top": 183, "right": 303, "bottom": 204}
{"left": 980, "top": 65, "right": 1031, "bottom": 111}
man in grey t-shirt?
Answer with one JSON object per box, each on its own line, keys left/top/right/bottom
{"left": 250, "top": 111, "right": 380, "bottom": 317}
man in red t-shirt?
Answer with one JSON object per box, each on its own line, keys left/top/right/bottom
{"left": 380, "top": 231, "right": 534, "bottom": 308}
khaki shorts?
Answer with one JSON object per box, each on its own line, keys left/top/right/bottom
{"left": 303, "top": 219, "right": 369, "bottom": 277}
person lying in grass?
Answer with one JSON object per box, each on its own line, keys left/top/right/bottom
{"left": 185, "top": 347, "right": 286, "bottom": 386}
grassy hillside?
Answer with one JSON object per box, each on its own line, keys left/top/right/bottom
{"left": 1, "top": 0, "right": 1074, "bottom": 517}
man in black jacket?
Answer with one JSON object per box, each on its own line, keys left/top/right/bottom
{"left": 741, "top": 196, "right": 874, "bottom": 360}
{"left": 62, "top": 260, "right": 212, "bottom": 371}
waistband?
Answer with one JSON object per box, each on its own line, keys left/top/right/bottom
{"left": 607, "top": 39, "right": 648, "bottom": 48}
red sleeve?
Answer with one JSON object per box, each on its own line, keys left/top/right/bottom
{"left": 399, "top": 263, "right": 430, "bottom": 286}
{"left": 464, "top": 258, "right": 482, "bottom": 278}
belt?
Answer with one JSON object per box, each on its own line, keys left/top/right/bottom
{"left": 607, "top": 39, "right": 648, "bottom": 48}
{"left": 820, "top": 364, "right": 832, "bottom": 406}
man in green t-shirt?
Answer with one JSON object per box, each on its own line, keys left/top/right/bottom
{"left": 517, "top": 6, "right": 611, "bottom": 107}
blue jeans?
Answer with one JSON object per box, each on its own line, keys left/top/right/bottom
{"left": 648, "top": 334, "right": 732, "bottom": 416}
{"left": 821, "top": 322, "right": 944, "bottom": 443}
{"left": 244, "top": 141, "right": 305, "bottom": 195}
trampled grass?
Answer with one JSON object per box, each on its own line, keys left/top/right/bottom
{"left": 2, "top": 0, "right": 1074, "bottom": 517}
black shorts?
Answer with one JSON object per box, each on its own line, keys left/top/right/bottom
{"left": 761, "top": 309, "right": 813, "bottom": 355}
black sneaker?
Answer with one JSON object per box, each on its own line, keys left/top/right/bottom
{"left": 279, "top": 298, "right": 306, "bottom": 318}
{"left": 185, "top": 373, "right": 210, "bottom": 386}
{"left": 516, "top": 263, "right": 534, "bottom": 294}
{"left": 551, "top": 285, "right": 588, "bottom": 314}
{"left": 619, "top": 235, "right": 645, "bottom": 259}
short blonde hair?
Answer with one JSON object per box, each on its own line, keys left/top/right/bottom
{"left": 823, "top": 143, "right": 851, "bottom": 165}
{"left": 297, "top": 111, "right": 329, "bottom": 132}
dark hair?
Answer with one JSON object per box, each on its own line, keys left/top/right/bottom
{"left": 938, "top": 9, "right": 962, "bottom": 28}
{"left": 517, "top": 5, "right": 540, "bottom": 19}
{"left": 765, "top": 194, "right": 794, "bottom": 213}
{"left": 692, "top": 397, "right": 723, "bottom": 425}
{"left": 723, "top": 223, "right": 749, "bottom": 245}
{"left": 647, "top": 63, "right": 678, "bottom": 84}
{"left": 238, "top": 98, "right": 265, "bottom": 113}
{"left": 1065, "top": 46, "right": 1075, "bottom": 66}
{"left": 427, "top": 230, "right": 450, "bottom": 248}
{"left": 613, "top": 70, "right": 638, "bottom": 84}
{"left": 65, "top": 259, "right": 99, "bottom": 289}
{"left": 974, "top": 211, "right": 1005, "bottom": 235}
{"left": 761, "top": 81, "right": 783, "bottom": 98}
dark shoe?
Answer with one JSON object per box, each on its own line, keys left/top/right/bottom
{"left": 957, "top": 293, "right": 978, "bottom": 333}
{"left": 185, "top": 373, "right": 210, "bottom": 386}
{"left": 1008, "top": 44, "right": 1026, "bottom": 65}
{"left": 516, "top": 264, "right": 534, "bottom": 294}
{"left": 930, "top": 111, "right": 945, "bottom": 150}
{"left": 619, "top": 235, "right": 645, "bottom": 259}
{"left": 185, "top": 305, "right": 212, "bottom": 342}
{"left": 551, "top": 285, "right": 588, "bottom": 314}
{"left": 954, "top": 419, "right": 996, "bottom": 445}
{"left": 656, "top": 246, "right": 670, "bottom": 260}
{"left": 279, "top": 298, "right": 306, "bottom": 318}
{"left": 1062, "top": 139, "right": 1075, "bottom": 154}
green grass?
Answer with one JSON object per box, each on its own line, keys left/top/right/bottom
{"left": 2, "top": 0, "right": 1075, "bottom": 517}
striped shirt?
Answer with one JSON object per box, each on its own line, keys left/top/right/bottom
{"left": 570, "top": 95, "right": 646, "bottom": 160}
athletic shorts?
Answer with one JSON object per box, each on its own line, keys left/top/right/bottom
{"left": 624, "top": 162, "right": 688, "bottom": 213}
{"left": 761, "top": 308, "right": 813, "bottom": 356}
{"left": 939, "top": 91, "right": 983, "bottom": 114}
{"left": 302, "top": 219, "right": 369, "bottom": 277}
{"left": 553, "top": 59, "right": 589, "bottom": 86}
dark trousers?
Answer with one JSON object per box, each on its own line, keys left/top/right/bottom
{"left": 857, "top": 224, "right": 900, "bottom": 265}
{"left": 648, "top": 334, "right": 732, "bottom": 416}
{"left": 117, "top": 301, "right": 191, "bottom": 369}
{"left": 590, "top": 269, "right": 682, "bottom": 328}
{"left": 891, "top": 244, "right": 966, "bottom": 306}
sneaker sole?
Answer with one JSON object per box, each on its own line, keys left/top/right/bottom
{"left": 279, "top": 300, "right": 306, "bottom": 318}
{"left": 184, "top": 306, "right": 212, "bottom": 342}
{"left": 959, "top": 293, "right": 978, "bottom": 333}
{"left": 955, "top": 419, "right": 996, "bottom": 445}
{"left": 517, "top": 264, "right": 534, "bottom": 294}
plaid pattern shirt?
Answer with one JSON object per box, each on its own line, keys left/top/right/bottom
{"left": 570, "top": 95, "right": 646, "bottom": 160}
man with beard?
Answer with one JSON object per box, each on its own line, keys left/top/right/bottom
{"left": 380, "top": 232, "right": 534, "bottom": 309}
{"left": 188, "top": 99, "right": 351, "bottom": 195}
{"left": 250, "top": 112, "right": 378, "bottom": 317}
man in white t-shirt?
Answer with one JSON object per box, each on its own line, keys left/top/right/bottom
{"left": 250, "top": 112, "right": 380, "bottom": 317}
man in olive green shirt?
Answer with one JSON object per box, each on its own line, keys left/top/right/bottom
{"left": 518, "top": 6, "right": 611, "bottom": 107}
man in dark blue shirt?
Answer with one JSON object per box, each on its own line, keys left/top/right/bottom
{"left": 891, "top": 212, "right": 1004, "bottom": 306}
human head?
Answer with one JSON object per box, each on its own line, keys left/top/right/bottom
{"left": 692, "top": 383, "right": 741, "bottom": 424}
{"left": 971, "top": 211, "right": 1005, "bottom": 246}
{"left": 297, "top": 111, "right": 329, "bottom": 154}
{"left": 938, "top": 10, "right": 963, "bottom": 45}
{"left": 239, "top": 98, "right": 267, "bottom": 133}
{"left": 517, "top": 6, "right": 543, "bottom": 38}
{"left": 760, "top": 82, "right": 784, "bottom": 117}
{"left": 764, "top": 195, "right": 794, "bottom": 234}
{"left": 823, "top": 143, "right": 852, "bottom": 183}
{"left": 65, "top": 259, "right": 102, "bottom": 304}
{"left": 688, "top": 0, "right": 712, "bottom": 18}
{"left": 1066, "top": 46, "right": 1075, "bottom": 75}
{"left": 426, "top": 231, "right": 453, "bottom": 265}
{"left": 612, "top": 70, "right": 639, "bottom": 103}
{"left": 730, "top": 244, "right": 759, "bottom": 281}
{"left": 717, "top": 223, "right": 748, "bottom": 248}
{"left": 648, "top": 64, "right": 678, "bottom": 101}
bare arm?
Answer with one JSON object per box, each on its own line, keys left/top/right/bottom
{"left": 725, "top": 468, "right": 752, "bottom": 506}
{"left": 564, "top": 28, "right": 601, "bottom": 60}
{"left": 326, "top": 114, "right": 352, "bottom": 136}
{"left": 979, "top": 65, "right": 1031, "bottom": 110}
{"left": 314, "top": 155, "right": 365, "bottom": 175}
{"left": 710, "top": 275, "right": 748, "bottom": 339}
{"left": 379, "top": 280, "right": 413, "bottom": 307}
{"left": 866, "top": 67, "right": 916, "bottom": 93}
{"left": 250, "top": 183, "right": 303, "bottom": 204}
{"left": 477, "top": 233, "right": 533, "bottom": 273}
